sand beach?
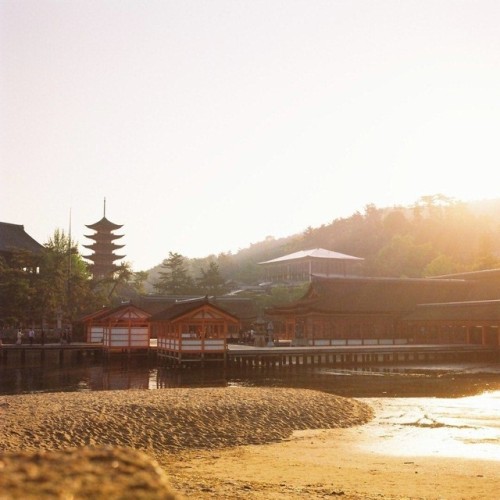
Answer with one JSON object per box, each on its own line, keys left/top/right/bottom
{"left": 0, "top": 387, "right": 499, "bottom": 499}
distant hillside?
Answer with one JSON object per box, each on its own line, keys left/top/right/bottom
{"left": 145, "top": 195, "right": 500, "bottom": 291}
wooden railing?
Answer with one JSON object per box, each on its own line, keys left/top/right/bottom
{"left": 157, "top": 337, "right": 226, "bottom": 353}
{"left": 308, "top": 338, "right": 409, "bottom": 346}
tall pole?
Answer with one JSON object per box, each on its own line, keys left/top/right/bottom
{"left": 67, "top": 208, "right": 72, "bottom": 334}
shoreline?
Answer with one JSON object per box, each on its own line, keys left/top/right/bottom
{"left": 1, "top": 387, "right": 499, "bottom": 498}
{"left": 165, "top": 391, "right": 500, "bottom": 499}
{"left": 0, "top": 387, "right": 372, "bottom": 453}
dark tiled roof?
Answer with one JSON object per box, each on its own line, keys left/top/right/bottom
{"left": 0, "top": 222, "right": 44, "bottom": 254}
{"left": 430, "top": 269, "right": 500, "bottom": 280}
{"left": 86, "top": 217, "right": 123, "bottom": 231}
{"left": 312, "top": 277, "right": 471, "bottom": 313}
{"left": 270, "top": 276, "right": 472, "bottom": 315}
{"left": 403, "top": 300, "right": 500, "bottom": 322}
{"left": 215, "top": 297, "right": 259, "bottom": 321}
{"left": 137, "top": 295, "right": 258, "bottom": 321}
{"left": 149, "top": 297, "right": 240, "bottom": 322}
{"left": 78, "top": 303, "right": 151, "bottom": 323}
{"left": 430, "top": 269, "right": 500, "bottom": 301}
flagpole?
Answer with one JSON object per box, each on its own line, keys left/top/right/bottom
{"left": 67, "top": 208, "right": 72, "bottom": 337}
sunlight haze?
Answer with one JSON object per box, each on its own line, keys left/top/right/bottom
{"left": 2, "top": 0, "right": 500, "bottom": 271}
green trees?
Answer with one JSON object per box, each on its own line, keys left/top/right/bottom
{"left": 144, "top": 196, "right": 500, "bottom": 289}
{"left": 369, "top": 235, "right": 436, "bottom": 278}
{"left": 4, "top": 194, "right": 500, "bottom": 332}
{"left": 0, "top": 229, "right": 100, "bottom": 329}
{"left": 0, "top": 229, "right": 146, "bottom": 331}
{"left": 197, "top": 261, "right": 227, "bottom": 296}
{"left": 36, "top": 229, "right": 98, "bottom": 328}
{"left": 154, "top": 252, "right": 196, "bottom": 295}
{"left": 0, "top": 250, "right": 38, "bottom": 327}
{"left": 154, "top": 252, "right": 229, "bottom": 296}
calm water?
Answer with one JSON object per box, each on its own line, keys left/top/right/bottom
{"left": 1, "top": 354, "right": 499, "bottom": 398}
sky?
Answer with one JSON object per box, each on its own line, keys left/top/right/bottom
{"left": 2, "top": 1, "right": 500, "bottom": 271}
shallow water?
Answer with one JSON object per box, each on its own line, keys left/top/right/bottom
{"left": 2, "top": 358, "right": 499, "bottom": 464}
{"left": 1, "top": 356, "right": 499, "bottom": 399}
{"left": 359, "top": 390, "right": 500, "bottom": 461}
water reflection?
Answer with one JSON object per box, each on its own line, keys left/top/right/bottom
{"left": 360, "top": 390, "right": 500, "bottom": 461}
{"left": 0, "top": 358, "right": 499, "bottom": 398}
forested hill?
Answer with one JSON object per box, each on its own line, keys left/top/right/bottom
{"left": 146, "top": 195, "right": 500, "bottom": 288}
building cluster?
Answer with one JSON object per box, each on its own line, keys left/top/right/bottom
{"left": 1, "top": 216, "right": 500, "bottom": 351}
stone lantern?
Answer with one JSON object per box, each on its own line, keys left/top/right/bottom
{"left": 253, "top": 317, "right": 267, "bottom": 347}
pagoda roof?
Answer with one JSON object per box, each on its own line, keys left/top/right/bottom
{"left": 0, "top": 222, "right": 44, "bottom": 254}
{"left": 83, "top": 254, "right": 126, "bottom": 262}
{"left": 84, "top": 233, "right": 124, "bottom": 240}
{"left": 86, "top": 217, "right": 123, "bottom": 231}
{"left": 82, "top": 242, "right": 125, "bottom": 250}
{"left": 259, "top": 248, "right": 364, "bottom": 265}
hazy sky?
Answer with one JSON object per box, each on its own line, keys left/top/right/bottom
{"left": 2, "top": 1, "right": 500, "bottom": 271}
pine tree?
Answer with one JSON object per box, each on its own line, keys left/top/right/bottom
{"left": 197, "top": 261, "right": 227, "bottom": 296}
{"left": 154, "top": 252, "right": 195, "bottom": 294}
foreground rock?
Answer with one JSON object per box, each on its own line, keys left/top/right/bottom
{"left": 0, "top": 446, "right": 179, "bottom": 499}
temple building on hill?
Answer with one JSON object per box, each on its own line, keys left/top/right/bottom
{"left": 83, "top": 203, "right": 125, "bottom": 279}
{"left": 259, "top": 248, "right": 364, "bottom": 284}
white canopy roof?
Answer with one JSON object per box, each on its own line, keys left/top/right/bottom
{"left": 259, "top": 248, "right": 363, "bottom": 265}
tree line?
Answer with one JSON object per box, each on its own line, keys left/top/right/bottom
{"left": 0, "top": 233, "right": 230, "bottom": 331}
{"left": 147, "top": 194, "right": 500, "bottom": 287}
{"left": 2, "top": 194, "right": 499, "bottom": 330}
{"left": 0, "top": 230, "right": 144, "bottom": 332}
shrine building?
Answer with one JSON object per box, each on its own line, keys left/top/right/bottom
{"left": 150, "top": 296, "right": 241, "bottom": 365}
{"left": 267, "top": 271, "right": 500, "bottom": 347}
{"left": 81, "top": 303, "right": 151, "bottom": 351}
{"left": 259, "top": 248, "right": 364, "bottom": 283}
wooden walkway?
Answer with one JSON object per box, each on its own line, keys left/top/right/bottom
{"left": 0, "top": 342, "right": 105, "bottom": 364}
{"left": 225, "top": 343, "right": 499, "bottom": 369}
{"left": 1, "top": 341, "right": 498, "bottom": 367}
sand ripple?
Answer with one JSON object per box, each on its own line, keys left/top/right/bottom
{"left": 0, "top": 387, "right": 372, "bottom": 457}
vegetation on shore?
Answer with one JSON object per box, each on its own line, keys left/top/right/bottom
{"left": 1, "top": 194, "right": 499, "bottom": 332}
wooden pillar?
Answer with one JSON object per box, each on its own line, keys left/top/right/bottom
{"left": 481, "top": 326, "right": 487, "bottom": 346}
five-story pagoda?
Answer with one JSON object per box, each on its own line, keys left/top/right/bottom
{"left": 83, "top": 201, "right": 125, "bottom": 280}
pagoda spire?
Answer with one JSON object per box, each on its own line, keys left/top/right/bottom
{"left": 83, "top": 202, "right": 125, "bottom": 280}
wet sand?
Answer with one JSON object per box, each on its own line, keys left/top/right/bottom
{"left": 173, "top": 393, "right": 499, "bottom": 499}
{"left": 1, "top": 387, "right": 499, "bottom": 499}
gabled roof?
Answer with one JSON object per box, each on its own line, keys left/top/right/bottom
{"left": 259, "top": 248, "right": 363, "bottom": 265}
{"left": 136, "top": 295, "right": 258, "bottom": 321}
{"left": 430, "top": 269, "right": 500, "bottom": 301}
{"left": 0, "top": 222, "right": 44, "bottom": 254}
{"left": 269, "top": 276, "right": 472, "bottom": 315}
{"left": 150, "top": 296, "right": 240, "bottom": 322}
{"left": 79, "top": 303, "right": 151, "bottom": 323}
{"left": 430, "top": 269, "right": 500, "bottom": 280}
{"left": 403, "top": 300, "right": 500, "bottom": 322}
